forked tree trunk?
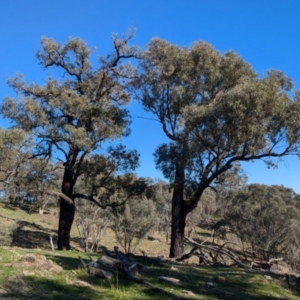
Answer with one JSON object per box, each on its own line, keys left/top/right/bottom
{"left": 169, "top": 187, "right": 188, "bottom": 257}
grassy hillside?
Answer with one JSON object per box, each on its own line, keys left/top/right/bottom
{"left": 0, "top": 203, "right": 299, "bottom": 300}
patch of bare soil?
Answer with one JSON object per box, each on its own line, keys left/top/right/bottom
{"left": 12, "top": 253, "right": 63, "bottom": 276}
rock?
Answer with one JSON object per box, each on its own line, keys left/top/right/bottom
{"left": 74, "top": 280, "right": 92, "bottom": 287}
{"left": 89, "top": 266, "right": 114, "bottom": 279}
{"left": 170, "top": 266, "right": 179, "bottom": 271}
{"left": 97, "top": 255, "right": 123, "bottom": 268}
{"left": 182, "top": 289, "right": 195, "bottom": 296}
{"left": 157, "top": 276, "right": 180, "bottom": 284}
{"left": 205, "top": 282, "right": 217, "bottom": 287}
{"left": 264, "top": 275, "right": 273, "bottom": 280}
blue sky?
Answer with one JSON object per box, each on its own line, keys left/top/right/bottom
{"left": 1, "top": 0, "right": 300, "bottom": 191}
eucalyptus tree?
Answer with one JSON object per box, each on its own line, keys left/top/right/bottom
{"left": 1, "top": 33, "right": 139, "bottom": 249}
{"left": 136, "top": 38, "right": 300, "bottom": 257}
{"left": 222, "top": 184, "right": 300, "bottom": 260}
{"left": 0, "top": 128, "right": 31, "bottom": 201}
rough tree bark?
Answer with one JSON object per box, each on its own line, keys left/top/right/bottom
{"left": 169, "top": 165, "right": 190, "bottom": 257}
{"left": 57, "top": 149, "right": 79, "bottom": 250}
{"left": 169, "top": 187, "right": 187, "bottom": 257}
{"left": 169, "top": 163, "right": 206, "bottom": 258}
{"left": 57, "top": 194, "right": 75, "bottom": 250}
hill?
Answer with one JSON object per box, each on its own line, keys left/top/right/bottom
{"left": 0, "top": 203, "right": 299, "bottom": 300}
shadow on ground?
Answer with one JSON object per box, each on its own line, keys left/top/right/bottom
{"left": 1, "top": 275, "right": 99, "bottom": 300}
{"left": 45, "top": 254, "right": 82, "bottom": 270}
{"left": 135, "top": 262, "right": 299, "bottom": 300}
{"left": 12, "top": 220, "right": 57, "bottom": 249}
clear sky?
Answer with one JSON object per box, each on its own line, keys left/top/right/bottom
{"left": 1, "top": 0, "right": 300, "bottom": 191}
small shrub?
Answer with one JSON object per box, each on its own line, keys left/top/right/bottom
{"left": 111, "top": 198, "right": 156, "bottom": 253}
{"left": 75, "top": 201, "right": 111, "bottom": 252}
{"left": 0, "top": 220, "right": 20, "bottom": 246}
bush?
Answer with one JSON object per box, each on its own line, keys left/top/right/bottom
{"left": 75, "top": 201, "right": 111, "bottom": 252}
{"left": 222, "top": 184, "right": 300, "bottom": 260}
{"left": 111, "top": 198, "right": 156, "bottom": 253}
{"left": 0, "top": 220, "right": 20, "bottom": 246}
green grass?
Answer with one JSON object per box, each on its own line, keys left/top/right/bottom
{"left": 0, "top": 203, "right": 299, "bottom": 299}
{"left": 0, "top": 246, "right": 298, "bottom": 299}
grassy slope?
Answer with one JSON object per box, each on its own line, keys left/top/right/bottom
{"left": 0, "top": 203, "right": 299, "bottom": 300}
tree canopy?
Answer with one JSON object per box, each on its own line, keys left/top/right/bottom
{"left": 2, "top": 34, "right": 300, "bottom": 257}
{"left": 221, "top": 184, "right": 300, "bottom": 260}
{"left": 135, "top": 38, "right": 300, "bottom": 256}
{"left": 1, "top": 33, "right": 141, "bottom": 249}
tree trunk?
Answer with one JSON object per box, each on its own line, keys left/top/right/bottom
{"left": 169, "top": 185, "right": 187, "bottom": 258}
{"left": 169, "top": 161, "right": 205, "bottom": 258}
{"left": 57, "top": 196, "right": 75, "bottom": 250}
{"left": 57, "top": 170, "right": 76, "bottom": 250}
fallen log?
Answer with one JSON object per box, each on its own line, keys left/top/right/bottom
{"left": 97, "top": 255, "right": 123, "bottom": 268}
{"left": 88, "top": 266, "right": 114, "bottom": 279}
{"left": 184, "top": 237, "right": 250, "bottom": 268}
{"left": 250, "top": 258, "right": 283, "bottom": 270}
{"left": 174, "top": 246, "right": 198, "bottom": 262}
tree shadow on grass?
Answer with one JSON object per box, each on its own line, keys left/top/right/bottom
{"left": 45, "top": 254, "right": 82, "bottom": 270}
{"left": 69, "top": 258, "right": 300, "bottom": 300}
{"left": 139, "top": 263, "right": 299, "bottom": 300}
{"left": 12, "top": 220, "right": 57, "bottom": 249}
{"left": 13, "top": 228, "right": 53, "bottom": 250}
{"left": 12, "top": 220, "right": 83, "bottom": 251}
{"left": 1, "top": 275, "right": 101, "bottom": 300}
